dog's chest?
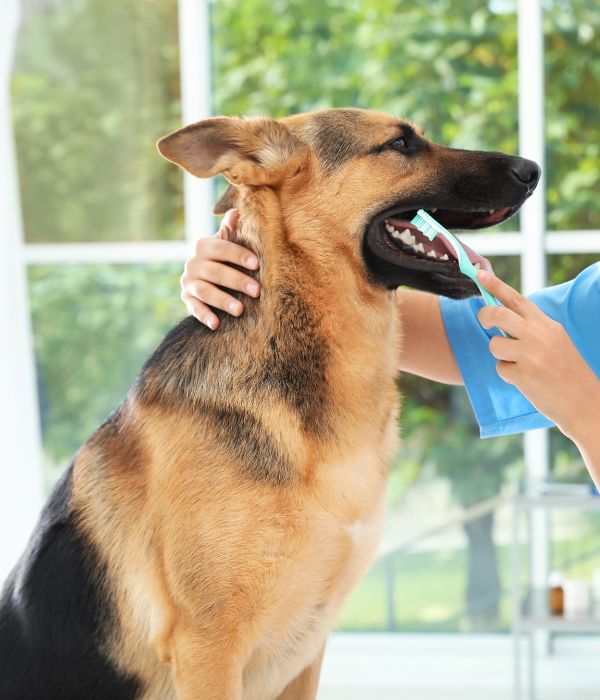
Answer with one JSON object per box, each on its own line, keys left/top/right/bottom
{"left": 243, "top": 444, "right": 389, "bottom": 700}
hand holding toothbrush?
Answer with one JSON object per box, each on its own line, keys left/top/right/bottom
{"left": 476, "top": 269, "right": 600, "bottom": 450}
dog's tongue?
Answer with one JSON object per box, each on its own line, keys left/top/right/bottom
{"left": 387, "top": 217, "right": 493, "bottom": 273}
{"left": 458, "top": 240, "right": 494, "bottom": 273}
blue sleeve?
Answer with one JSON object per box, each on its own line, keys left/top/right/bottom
{"left": 440, "top": 262, "right": 600, "bottom": 438}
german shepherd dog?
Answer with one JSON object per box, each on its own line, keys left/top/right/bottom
{"left": 0, "top": 108, "right": 539, "bottom": 700}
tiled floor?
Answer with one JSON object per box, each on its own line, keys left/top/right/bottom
{"left": 317, "top": 634, "right": 600, "bottom": 700}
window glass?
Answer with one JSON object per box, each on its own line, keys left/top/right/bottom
{"left": 545, "top": 2, "right": 600, "bottom": 231}
{"left": 28, "top": 263, "right": 183, "bottom": 489}
{"left": 211, "top": 0, "right": 518, "bottom": 152}
{"left": 12, "top": 0, "right": 182, "bottom": 243}
{"left": 211, "top": 0, "right": 521, "bottom": 233}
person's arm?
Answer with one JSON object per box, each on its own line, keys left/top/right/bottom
{"left": 476, "top": 269, "right": 600, "bottom": 490}
{"left": 574, "top": 427, "right": 600, "bottom": 494}
{"left": 395, "top": 289, "right": 462, "bottom": 385}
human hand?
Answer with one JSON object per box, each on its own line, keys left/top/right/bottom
{"left": 180, "top": 209, "right": 261, "bottom": 330}
{"left": 476, "top": 269, "right": 600, "bottom": 443}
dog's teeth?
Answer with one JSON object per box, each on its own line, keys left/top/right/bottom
{"left": 427, "top": 250, "right": 437, "bottom": 258}
{"left": 385, "top": 223, "right": 395, "bottom": 233}
{"left": 399, "top": 229, "right": 416, "bottom": 246}
{"left": 440, "top": 254, "right": 449, "bottom": 261}
{"left": 474, "top": 262, "right": 481, "bottom": 271}
{"left": 412, "top": 243, "right": 425, "bottom": 253}
{"left": 488, "top": 209, "right": 496, "bottom": 215}
{"left": 390, "top": 229, "right": 402, "bottom": 240}
{"left": 430, "top": 208, "right": 438, "bottom": 213}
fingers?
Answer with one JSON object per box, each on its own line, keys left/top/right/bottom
{"left": 180, "top": 260, "right": 259, "bottom": 329}
{"left": 221, "top": 208, "right": 240, "bottom": 233}
{"left": 496, "top": 360, "right": 517, "bottom": 385}
{"left": 476, "top": 270, "right": 540, "bottom": 318}
{"left": 195, "top": 237, "right": 259, "bottom": 271}
{"left": 183, "top": 278, "right": 244, "bottom": 314}
{"left": 478, "top": 305, "right": 525, "bottom": 338}
{"left": 215, "top": 209, "right": 240, "bottom": 241}
{"left": 488, "top": 335, "right": 519, "bottom": 362}
{"left": 183, "top": 296, "right": 220, "bottom": 331}
{"left": 181, "top": 208, "right": 259, "bottom": 330}
{"left": 185, "top": 259, "right": 260, "bottom": 298}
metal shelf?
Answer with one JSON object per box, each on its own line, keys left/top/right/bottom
{"left": 511, "top": 493, "right": 600, "bottom": 700}
{"left": 514, "top": 494, "right": 600, "bottom": 511}
{"left": 516, "top": 588, "right": 600, "bottom": 632}
{"left": 518, "top": 616, "right": 600, "bottom": 632}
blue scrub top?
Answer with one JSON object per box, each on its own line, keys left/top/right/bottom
{"left": 440, "top": 262, "right": 600, "bottom": 438}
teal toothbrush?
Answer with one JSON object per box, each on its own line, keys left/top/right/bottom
{"left": 411, "top": 209, "right": 508, "bottom": 335}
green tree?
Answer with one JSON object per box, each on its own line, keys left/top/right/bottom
{"left": 12, "top": 0, "right": 183, "bottom": 242}
{"left": 29, "top": 264, "right": 184, "bottom": 489}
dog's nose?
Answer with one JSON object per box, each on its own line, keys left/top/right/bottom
{"left": 510, "top": 158, "right": 540, "bottom": 187}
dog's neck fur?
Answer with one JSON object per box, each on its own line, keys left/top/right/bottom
{"left": 235, "top": 186, "right": 400, "bottom": 449}
{"left": 234, "top": 186, "right": 382, "bottom": 315}
{"left": 133, "top": 186, "right": 400, "bottom": 473}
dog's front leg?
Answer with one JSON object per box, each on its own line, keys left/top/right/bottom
{"left": 275, "top": 645, "right": 325, "bottom": 700}
{"left": 169, "top": 627, "right": 243, "bottom": 700}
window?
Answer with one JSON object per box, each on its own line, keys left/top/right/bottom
{"left": 9, "top": 0, "right": 183, "bottom": 496}
{"left": 3, "top": 0, "right": 600, "bottom": 637}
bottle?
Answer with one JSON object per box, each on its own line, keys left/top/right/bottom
{"left": 548, "top": 570, "right": 564, "bottom": 616}
{"left": 591, "top": 569, "right": 600, "bottom": 615}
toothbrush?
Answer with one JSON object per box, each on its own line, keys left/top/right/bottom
{"left": 411, "top": 209, "right": 500, "bottom": 306}
{"left": 411, "top": 209, "right": 508, "bottom": 335}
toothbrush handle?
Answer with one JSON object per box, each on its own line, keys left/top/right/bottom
{"left": 475, "top": 284, "right": 510, "bottom": 337}
{"left": 477, "top": 286, "right": 500, "bottom": 307}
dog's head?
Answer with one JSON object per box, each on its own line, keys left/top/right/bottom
{"left": 158, "top": 108, "right": 539, "bottom": 298}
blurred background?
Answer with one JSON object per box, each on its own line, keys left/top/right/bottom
{"left": 1, "top": 0, "right": 599, "bottom": 698}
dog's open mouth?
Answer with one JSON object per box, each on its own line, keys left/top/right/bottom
{"left": 381, "top": 206, "right": 515, "bottom": 272}
{"left": 364, "top": 204, "right": 520, "bottom": 297}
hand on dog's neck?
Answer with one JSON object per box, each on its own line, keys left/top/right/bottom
{"left": 233, "top": 185, "right": 395, "bottom": 358}
{"left": 235, "top": 186, "right": 372, "bottom": 303}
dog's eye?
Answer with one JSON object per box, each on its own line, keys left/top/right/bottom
{"left": 390, "top": 137, "right": 408, "bottom": 150}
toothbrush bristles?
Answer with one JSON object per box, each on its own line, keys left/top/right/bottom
{"left": 414, "top": 215, "right": 438, "bottom": 241}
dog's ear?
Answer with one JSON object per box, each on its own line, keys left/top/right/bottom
{"left": 157, "top": 116, "right": 306, "bottom": 187}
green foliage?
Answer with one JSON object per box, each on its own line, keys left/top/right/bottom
{"left": 212, "top": 0, "right": 519, "bottom": 153}
{"left": 29, "top": 264, "right": 184, "bottom": 483}
{"left": 397, "top": 372, "right": 523, "bottom": 509}
{"left": 12, "top": 0, "right": 183, "bottom": 242}
{"left": 545, "top": 2, "right": 600, "bottom": 230}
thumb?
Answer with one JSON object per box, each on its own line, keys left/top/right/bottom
{"left": 216, "top": 208, "right": 240, "bottom": 241}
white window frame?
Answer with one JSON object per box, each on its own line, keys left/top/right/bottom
{"left": 2, "top": 0, "right": 600, "bottom": 608}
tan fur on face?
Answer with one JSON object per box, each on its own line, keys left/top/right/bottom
{"left": 71, "top": 109, "right": 410, "bottom": 700}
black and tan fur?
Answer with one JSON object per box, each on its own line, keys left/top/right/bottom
{"left": 0, "top": 108, "right": 539, "bottom": 699}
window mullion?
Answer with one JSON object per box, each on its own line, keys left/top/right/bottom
{"left": 0, "top": 0, "right": 44, "bottom": 582}
{"left": 518, "top": 0, "right": 550, "bottom": 616}
{"left": 178, "top": 0, "right": 214, "bottom": 244}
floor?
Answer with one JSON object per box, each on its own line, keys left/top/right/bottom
{"left": 317, "top": 634, "right": 600, "bottom": 700}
